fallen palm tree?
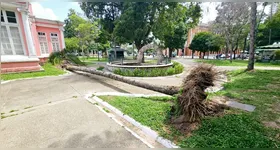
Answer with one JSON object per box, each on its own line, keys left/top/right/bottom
{"left": 63, "top": 65, "right": 180, "bottom": 95}
{"left": 171, "top": 64, "right": 226, "bottom": 128}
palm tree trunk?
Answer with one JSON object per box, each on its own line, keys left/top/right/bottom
{"left": 64, "top": 65, "right": 180, "bottom": 95}
{"left": 247, "top": 2, "right": 257, "bottom": 71}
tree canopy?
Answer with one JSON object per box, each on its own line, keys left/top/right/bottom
{"left": 189, "top": 32, "right": 224, "bottom": 58}
{"left": 152, "top": 3, "right": 201, "bottom": 57}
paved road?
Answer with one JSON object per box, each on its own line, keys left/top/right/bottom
{"left": 0, "top": 73, "right": 162, "bottom": 148}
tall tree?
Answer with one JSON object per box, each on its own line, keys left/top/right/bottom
{"left": 113, "top": 2, "right": 160, "bottom": 62}
{"left": 214, "top": 2, "right": 250, "bottom": 62}
{"left": 64, "top": 9, "right": 80, "bottom": 38}
{"left": 257, "top": 4, "right": 280, "bottom": 46}
{"left": 247, "top": 2, "right": 257, "bottom": 71}
{"left": 80, "top": 2, "right": 123, "bottom": 39}
{"left": 189, "top": 32, "right": 222, "bottom": 59}
{"left": 153, "top": 3, "right": 201, "bottom": 58}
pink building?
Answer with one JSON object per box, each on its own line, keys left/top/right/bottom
{"left": 1, "top": 2, "right": 65, "bottom": 73}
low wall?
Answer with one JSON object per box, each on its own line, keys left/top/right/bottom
{"left": 1, "top": 61, "right": 42, "bottom": 74}
{"left": 106, "top": 62, "right": 173, "bottom": 72}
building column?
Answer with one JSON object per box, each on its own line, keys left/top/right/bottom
{"left": 20, "top": 10, "right": 37, "bottom": 57}
{"left": 59, "top": 27, "right": 66, "bottom": 49}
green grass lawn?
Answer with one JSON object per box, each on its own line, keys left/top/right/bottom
{"left": 196, "top": 59, "right": 280, "bottom": 67}
{"left": 98, "top": 69, "right": 280, "bottom": 148}
{"left": 1, "top": 63, "right": 65, "bottom": 81}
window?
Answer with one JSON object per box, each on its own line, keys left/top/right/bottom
{"left": 6, "top": 11, "right": 17, "bottom": 23}
{"left": 50, "top": 33, "right": 60, "bottom": 52}
{"left": 38, "top": 32, "right": 49, "bottom": 55}
{"left": 0, "top": 9, "right": 24, "bottom": 55}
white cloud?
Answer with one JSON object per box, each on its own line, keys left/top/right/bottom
{"left": 31, "top": 2, "right": 59, "bottom": 21}
{"left": 201, "top": 2, "right": 220, "bottom": 24}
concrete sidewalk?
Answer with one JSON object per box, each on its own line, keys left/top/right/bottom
{"left": 0, "top": 73, "right": 162, "bottom": 148}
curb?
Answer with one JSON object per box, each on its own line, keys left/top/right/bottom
{"left": 85, "top": 94, "right": 154, "bottom": 148}
{"left": 86, "top": 94, "right": 179, "bottom": 148}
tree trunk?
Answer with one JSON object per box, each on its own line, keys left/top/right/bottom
{"left": 230, "top": 47, "right": 233, "bottom": 63}
{"left": 169, "top": 48, "right": 173, "bottom": 58}
{"left": 156, "top": 47, "right": 164, "bottom": 65}
{"left": 64, "top": 65, "right": 179, "bottom": 95}
{"left": 192, "top": 50, "right": 194, "bottom": 59}
{"left": 137, "top": 44, "right": 153, "bottom": 64}
{"left": 247, "top": 2, "right": 257, "bottom": 71}
{"left": 233, "top": 51, "right": 236, "bottom": 59}
{"left": 203, "top": 52, "right": 206, "bottom": 59}
{"left": 225, "top": 42, "right": 229, "bottom": 60}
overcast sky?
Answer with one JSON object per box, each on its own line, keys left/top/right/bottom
{"left": 31, "top": 2, "right": 273, "bottom": 24}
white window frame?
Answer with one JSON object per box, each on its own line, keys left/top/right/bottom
{"left": 0, "top": 8, "right": 26, "bottom": 55}
{"left": 38, "top": 31, "right": 49, "bottom": 55}
{"left": 50, "top": 32, "right": 60, "bottom": 52}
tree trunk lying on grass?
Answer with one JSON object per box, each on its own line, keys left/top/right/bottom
{"left": 63, "top": 65, "right": 180, "bottom": 95}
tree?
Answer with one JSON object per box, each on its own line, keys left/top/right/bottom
{"left": 80, "top": 2, "right": 123, "bottom": 39}
{"left": 75, "top": 20, "right": 100, "bottom": 57}
{"left": 113, "top": 2, "right": 160, "bottom": 63}
{"left": 64, "top": 9, "right": 85, "bottom": 38}
{"left": 153, "top": 3, "right": 201, "bottom": 58}
{"left": 65, "top": 37, "right": 80, "bottom": 53}
{"left": 214, "top": 2, "right": 250, "bottom": 62}
{"left": 257, "top": 4, "right": 280, "bottom": 46}
{"left": 247, "top": 2, "right": 257, "bottom": 71}
{"left": 189, "top": 32, "right": 223, "bottom": 59}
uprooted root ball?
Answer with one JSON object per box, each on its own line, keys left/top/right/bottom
{"left": 173, "top": 64, "right": 224, "bottom": 124}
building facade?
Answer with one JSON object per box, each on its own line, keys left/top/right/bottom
{"left": 184, "top": 23, "right": 209, "bottom": 56}
{"left": 1, "top": 2, "right": 65, "bottom": 73}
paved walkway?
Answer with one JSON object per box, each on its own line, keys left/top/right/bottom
{"left": 0, "top": 73, "right": 162, "bottom": 148}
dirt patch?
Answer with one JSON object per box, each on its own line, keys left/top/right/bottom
{"left": 263, "top": 121, "right": 280, "bottom": 129}
{"left": 273, "top": 103, "right": 280, "bottom": 113}
{"left": 266, "top": 83, "right": 280, "bottom": 90}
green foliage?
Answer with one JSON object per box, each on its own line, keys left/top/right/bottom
{"left": 49, "top": 51, "right": 64, "bottom": 65}
{"left": 179, "top": 114, "right": 278, "bottom": 148}
{"left": 113, "top": 2, "right": 156, "bottom": 49}
{"left": 113, "top": 62, "right": 184, "bottom": 77}
{"left": 1, "top": 63, "right": 65, "bottom": 81}
{"left": 196, "top": 59, "right": 280, "bottom": 67}
{"left": 96, "top": 66, "right": 105, "bottom": 71}
{"left": 190, "top": 32, "right": 223, "bottom": 56}
{"left": 66, "top": 54, "right": 86, "bottom": 65}
{"left": 80, "top": 2, "right": 123, "bottom": 35}
{"left": 49, "top": 51, "right": 85, "bottom": 66}
{"left": 274, "top": 50, "right": 280, "bottom": 60}
{"left": 65, "top": 37, "right": 80, "bottom": 52}
{"left": 153, "top": 3, "right": 201, "bottom": 56}
{"left": 257, "top": 5, "right": 280, "bottom": 46}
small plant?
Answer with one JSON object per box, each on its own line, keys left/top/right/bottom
{"left": 72, "top": 96, "right": 78, "bottom": 98}
{"left": 48, "top": 101, "right": 52, "bottom": 104}
{"left": 1, "top": 112, "right": 5, "bottom": 115}
{"left": 103, "top": 108, "right": 110, "bottom": 113}
{"left": 9, "top": 109, "right": 19, "bottom": 113}
{"left": 24, "top": 106, "right": 33, "bottom": 109}
{"left": 97, "top": 66, "right": 105, "bottom": 71}
{"left": 93, "top": 102, "right": 99, "bottom": 105}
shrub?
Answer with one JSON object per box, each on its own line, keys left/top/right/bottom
{"left": 274, "top": 50, "right": 280, "bottom": 60}
{"left": 49, "top": 51, "right": 63, "bottom": 65}
{"left": 97, "top": 66, "right": 104, "bottom": 71}
{"left": 166, "top": 67, "right": 175, "bottom": 75}
{"left": 113, "top": 61, "right": 184, "bottom": 77}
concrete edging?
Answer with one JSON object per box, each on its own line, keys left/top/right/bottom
{"left": 86, "top": 94, "right": 179, "bottom": 148}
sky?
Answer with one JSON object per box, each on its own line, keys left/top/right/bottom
{"left": 30, "top": 2, "right": 273, "bottom": 24}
